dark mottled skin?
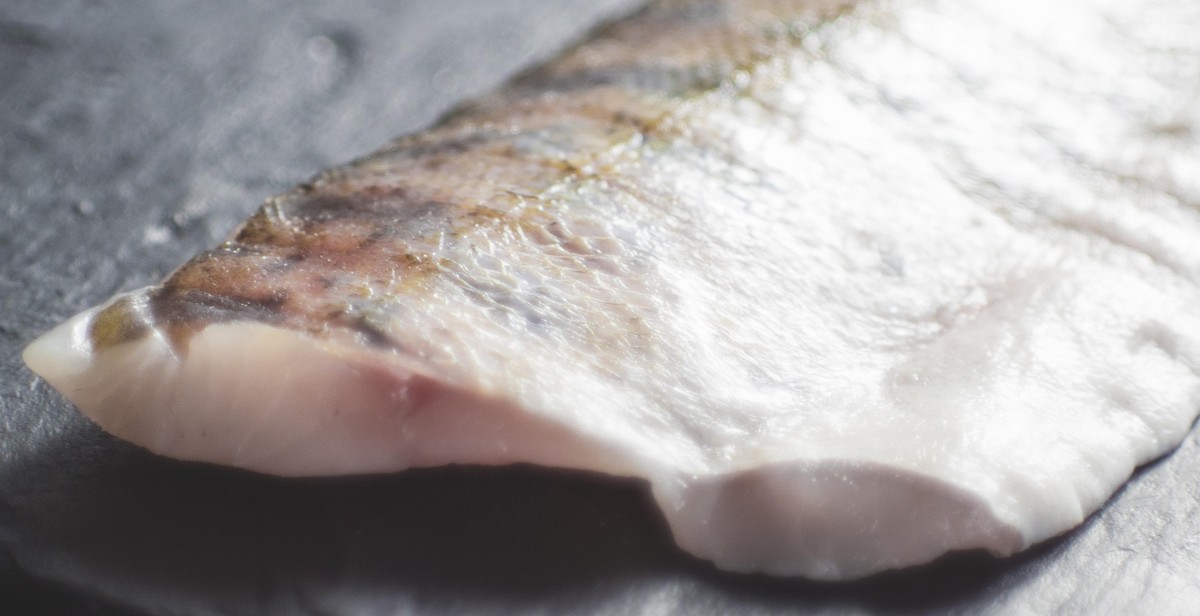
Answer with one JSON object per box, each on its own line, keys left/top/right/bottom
{"left": 93, "top": 0, "right": 854, "bottom": 352}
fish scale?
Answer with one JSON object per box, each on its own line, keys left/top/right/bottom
{"left": 23, "top": 0, "right": 1200, "bottom": 579}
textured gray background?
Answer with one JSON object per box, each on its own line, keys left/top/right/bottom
{"left": 2, "top": 1, "right": 1199, "bottom": 614}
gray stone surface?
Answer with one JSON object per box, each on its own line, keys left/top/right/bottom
{"left": 1, "top": 1, "right": 1198, "bottom": 613}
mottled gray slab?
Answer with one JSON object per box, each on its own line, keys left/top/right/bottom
{"left": 1, "top": 1, "right": 1198, "bottom": 614}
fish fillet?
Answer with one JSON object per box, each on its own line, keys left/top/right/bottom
{"left": 22, "top": 0, "right": 1200, "bottom": 579}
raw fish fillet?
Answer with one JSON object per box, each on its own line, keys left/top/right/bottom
{"left": 23, "top": 0, "right": 1200, "bottom": 579}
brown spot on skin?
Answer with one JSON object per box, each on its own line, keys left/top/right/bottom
{"left": 90, "top": 295, "right": 152, "bottom": 350}
{"left": 230, "top": 197, "right": 304, "bottom": 248}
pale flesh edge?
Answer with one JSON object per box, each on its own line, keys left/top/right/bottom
{"left": 22, "top": 307, "right": 1028, "bottom": 578}
{"left": 23, "top": 0, "right": 1200, "bottom": 580}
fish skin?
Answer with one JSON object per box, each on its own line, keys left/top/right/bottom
{"left": 21, "top": 0, "right": 1200, "bottom": 579}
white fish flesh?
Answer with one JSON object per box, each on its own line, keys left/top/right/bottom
{"left": 23, "top": 0, "right": 1200, "bottom": 579}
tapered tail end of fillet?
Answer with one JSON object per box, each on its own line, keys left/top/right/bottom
{"left": 21, "top": 305, "right": 435, "bottom": 476}
{"left": 21, "top": 301, "right": 646, "bottom": 481}
{"left": 23, "top": 306, "right": 100, "bottom": 409}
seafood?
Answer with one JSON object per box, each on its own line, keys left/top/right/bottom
{"left": 23, "top": 0, "right": 1200, "bottom": 579}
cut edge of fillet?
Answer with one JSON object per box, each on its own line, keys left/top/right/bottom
{"left": 654, "top": 459, "right": 1026, "bottom": 580}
